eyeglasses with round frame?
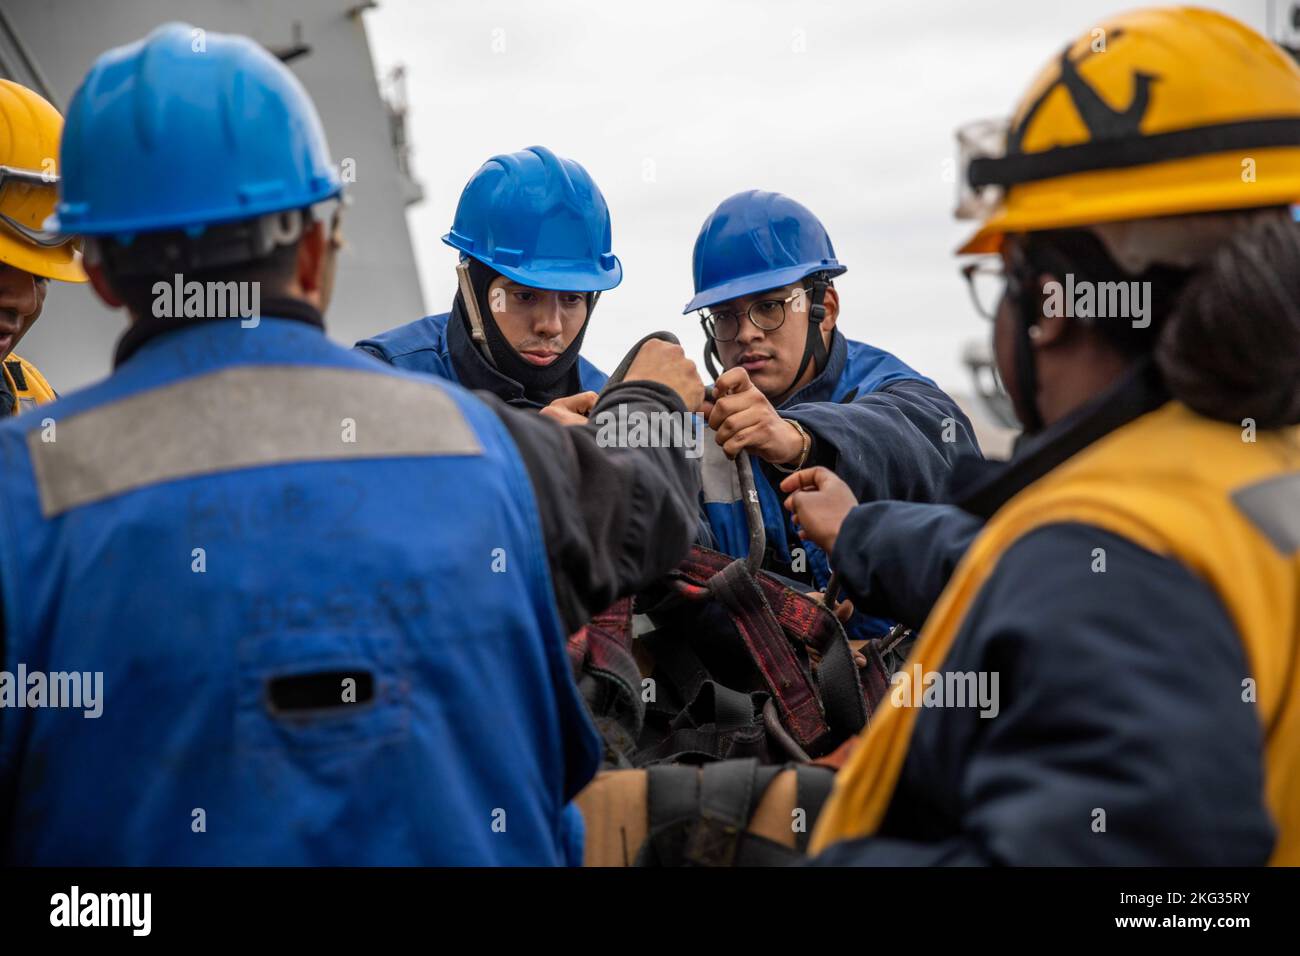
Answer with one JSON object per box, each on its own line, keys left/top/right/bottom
{"left": 700, "top": 287, "right": 812, "bottom": 342}
{"left": 960, "top": 258, "right": 1008, "bottom": 321}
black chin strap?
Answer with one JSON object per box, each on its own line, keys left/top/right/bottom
{"left": 703, "top": 336, "right": 723, "bottom": 381}
{"left": 773, "top": 277, "right": 830, "bottom": 406}
{"left": 1011, "top": 264, "right": 1046, "bottom": 434}
{"left": 700, "top": 276, "right": 831, "bottom": 403}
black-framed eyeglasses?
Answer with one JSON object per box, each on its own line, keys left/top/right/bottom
{"left": 0, "top": 164, "right": 74, "bottom": 249}
{"left": 700, "top": 288, "right": 810, "bottom": 342}
{"left": 960, "top": 258, "right": 1007, "bottom": 321}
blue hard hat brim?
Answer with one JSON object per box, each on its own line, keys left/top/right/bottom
{"left": 444, "top": 235, "right": 623, "bottom": 293}
{"left": 682, "top": 261, "right": 846, "bottom": 314}
{"left": 55, "top": 180, "right": 343, "bottom": 238}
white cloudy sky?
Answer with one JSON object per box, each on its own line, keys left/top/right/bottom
{"left": 365, "top": 0, "right": 1271, "bottom": 391}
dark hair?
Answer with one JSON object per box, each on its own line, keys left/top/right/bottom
{"left": 98, "top": 239, "right": 299, "bottom": 319}
{"left": 90, "top": 207, "right": 329, "bottom": 318}
{"left": 1020, "top": 228, "right": 1194, "bottom": 356}
{"left": 1157, "top": 215, "right": 1300, "bottom": 429}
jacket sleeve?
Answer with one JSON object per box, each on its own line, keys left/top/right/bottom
{"left": 486, "top": 381, "right": 702, "bottom": 634}
{"left": 813, "top": 523, "right": 1276, "bottom": 866}
{"left": 783, "top": 380, "right": 980, "bottom": 504}
{"left": 830, "top": 501, "right": 982, "bottom": 629}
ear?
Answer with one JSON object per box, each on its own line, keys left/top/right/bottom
{"left": 85, "top": 261, "right": 124, "bottom": 309}
{"left": 295, "top": 221, "right": 327, "bottom": 294}
{"left": 819, "top": 286, "right": 839, "bottom": 331}
{"left": 1031, "top": 272, "right": 1071, "bottom": 349}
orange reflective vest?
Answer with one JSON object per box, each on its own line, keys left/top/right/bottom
{"left": 2, "top": 353, "right": 57, "bottom": 414}
{"left": 812, "top": 402, "right": 1300, "bottom": 864}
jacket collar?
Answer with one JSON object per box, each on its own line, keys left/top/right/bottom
{"left": 950, "top": 358, "right": 1170, "bottom": 519}
{"left": 114, "top": 296, "right": 324, "bottom": 368}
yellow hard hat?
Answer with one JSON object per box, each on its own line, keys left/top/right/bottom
{"left": 0, "top": 79, "right": 85, "bottom": 282}
{"left": 957, "top": 7, "right": 1300, "bottom": 255}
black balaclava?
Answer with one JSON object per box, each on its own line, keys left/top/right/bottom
{"left": 456, "top": 257, "right": 595, "bottom": 407}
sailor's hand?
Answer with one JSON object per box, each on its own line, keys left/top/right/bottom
{"left": 540, "top": 391, "right": 598, "bottom": 426}
{"left": 705, "top": 367, "right": 805, "bottom": 463}
{"left": 780, "top": 466, "right": 857, "bottom": 554}
{"left": 802, "top": 612, "right": 869, "bottom": 670}
{"left": 808, "top": 590, "right": 855, "bottom": 625}
{"left": 623, "top": 339, "right": 705, "bottom": 411}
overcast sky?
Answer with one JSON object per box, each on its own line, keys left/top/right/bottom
{"left": 365, "top": 0, "right": 1272, "bottom": 391}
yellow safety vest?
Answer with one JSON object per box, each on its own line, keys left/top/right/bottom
{"left": 811, "top": 401, "right": 1300, "bottom": 864}
{"left": 2, "top": 353, "right": 57, "bottom": 414}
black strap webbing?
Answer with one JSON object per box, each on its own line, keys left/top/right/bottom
{"left": 970, "top": 117, "right": 1300, "bottom": 188}
{"left": 5, "top": 360, "right": 27, "bottom": 391}
{"left": 646, "top": 764, "right": 698, "bottom": 831}
{"left": 635, "top": 720, "right": 767, "bottom": 767}
{"left": 730, "top": 832, "right": 806, "bottom": 867}
{"left": 793, "top": 765, "right": 836, "bottom": 854}
{"left": 1013, "top": 263, "right": 1045, "bottom": 434}
{"left": 703, "top": 337, "right": 723, "bottom": 382}
{"left": 709, "top": 559, "right": 830, "bottom": 750}
{"left": 699, "top": 758, "right": 760, "bottom": 828}
{"left": 638, "top": 760, "right": 815, "bottom": 866}
{"left": 813, "top": 630, "right": 869, "bottom": 738}
{"left": 704, "top": 682, "right": 760, "bottom": 733}
{"left": 685, "top": 760, "right": 786, "bottom": 866}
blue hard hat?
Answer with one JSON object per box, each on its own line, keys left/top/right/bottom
{"left": 683, "top": 190, "right": 846, "bottom": 314}
{"left": 56, "top": 22, "right": 341, "bottom": 237}
{"left": 443, "top": 146, "right": 622, "bottom": 292}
